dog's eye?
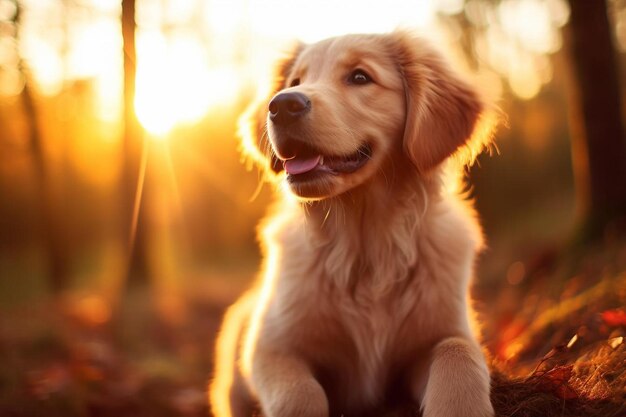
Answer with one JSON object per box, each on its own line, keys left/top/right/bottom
{"left": 289, "top": 78, "right": 300, "bottom": 87}
{"left": 349, "top": 69, "right": 372, "bottom": 85}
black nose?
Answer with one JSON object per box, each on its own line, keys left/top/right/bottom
{"left": 269, "top": 92, "right": 311, "bottom": 126}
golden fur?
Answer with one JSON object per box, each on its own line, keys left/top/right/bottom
{"left": 210, "top": 31, "right": 496, "bottom": 417}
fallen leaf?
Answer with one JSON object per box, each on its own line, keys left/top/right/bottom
{"left": 566, "top": 334, "right": 578, "bottom": 349}
{"left": 533, "top": 365, "right": 578, "bottom": 400}
{"left": 543, "top": 365, "right": 573, "bottom": 385}
{"left": 554, "top": 384, "right": 579, "bottom": 400}
{"left": 608, "top": 336, "right": 623, "bottom": 349}
{"left": 27, "top": 364, "right": 71, "bottom": 400}
{"left": 601, "top": 309, "right": 626, "bottom": 327}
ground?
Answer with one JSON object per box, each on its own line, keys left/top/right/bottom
{"left": 0, "top": 237, "right": 625, "bottom": 417}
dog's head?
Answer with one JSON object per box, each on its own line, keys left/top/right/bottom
{"left": 240, "top": 32, "right": 490, "bottom": 200}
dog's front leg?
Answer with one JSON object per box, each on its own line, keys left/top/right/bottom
{"left": 418, "top": 337, "right": 494, "bottom": 417}
{"left": 252, "top": 351, "right": 328, "bottom": 417}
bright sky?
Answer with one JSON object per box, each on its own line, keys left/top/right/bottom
{"left": 8, "top": 0, "right": 569, "bottom": 135}
{"left": 132, "top": 0, "right": 448, "bottom": 135}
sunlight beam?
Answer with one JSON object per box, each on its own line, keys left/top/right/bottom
{"left": 128, "top": 138, "right": 149, "bottom": 252}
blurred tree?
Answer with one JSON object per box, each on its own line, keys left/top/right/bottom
{"left": 14, "top": 1, "right": 69, "bottom": 292}
{"left": 444, "top": 0, "right": 626, "bottom": 241}
{"left": 566, "top": 0, "right": 626, "bottom": 240}
{"left": 121, "top": 0, "right": 148, "bottom": 285}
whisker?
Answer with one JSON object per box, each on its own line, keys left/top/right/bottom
{"left": 357, "top": 149, "right": 372, "bottom": 160}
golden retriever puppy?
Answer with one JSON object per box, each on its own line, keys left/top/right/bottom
{"left": 210, "top": 31, "right": 496, "bottom": 417}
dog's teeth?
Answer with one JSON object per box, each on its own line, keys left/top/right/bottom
{"left": 319, "top": 156, "right": 324, "bottom": 165}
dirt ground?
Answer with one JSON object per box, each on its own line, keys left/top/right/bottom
{"left": 1, "top": 238, "right": 625, "bottom": 417}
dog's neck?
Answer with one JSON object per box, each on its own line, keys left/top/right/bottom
{"left": 298, "top": 169, "right": 444, "bottom": 296}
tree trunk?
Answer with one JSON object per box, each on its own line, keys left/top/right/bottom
{"left": 15, "top": 3, "right": 69, "bottom": 292}
{"left": 121, "top": 0, "right": 148, "bottom": 283}
{"left": 566, "top": 0, "right": 626, "bottom": 239}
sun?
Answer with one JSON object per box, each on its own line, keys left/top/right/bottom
{"left": 133, "top": 30, "right": 240, "bottom": 137}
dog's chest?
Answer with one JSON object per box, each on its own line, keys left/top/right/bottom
{"left": 341, "top": 299, "right": 400, "bottom": 379}
{"left": 311, "top": 288, "right": 424, "bottom": 405}
{"left": 269, "top": 203, "right": 475, "bottom": 408}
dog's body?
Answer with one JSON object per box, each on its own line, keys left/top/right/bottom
{"left": 211, "top": 32, "right": 496, "bottom": 417}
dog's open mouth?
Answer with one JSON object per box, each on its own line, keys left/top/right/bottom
{"left": 280, "top": 143, "right": 372, "bottom": 179}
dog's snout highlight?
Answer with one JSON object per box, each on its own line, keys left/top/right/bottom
{"left": 269, "top": 91, "right": 311, "bottom": 126}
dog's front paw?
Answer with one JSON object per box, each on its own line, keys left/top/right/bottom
{"left": 420, "top": 337, "right": 494, "bottom": 417}
{"left": 423, "top": 400, "right": 493, "bottom": 417}
{"left": 422, "top": 396, "right": 494, "bottom": 417}
{"left": 262, "top": 378, "right": 329, "bottom": 417}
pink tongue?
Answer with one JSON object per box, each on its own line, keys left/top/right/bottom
{"left": 284, "top": 155, "right": 321, "bottom": 175}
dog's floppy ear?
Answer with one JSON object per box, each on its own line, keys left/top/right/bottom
{"left": 391, "top": 33, "right": 483, "bottom": 173}
{"left": 239, "top": 42, "right": 304, "bottom": 176}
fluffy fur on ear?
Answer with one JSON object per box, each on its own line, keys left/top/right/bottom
{"left": 390, "top": 32, "right": 484, "bottom": 173}
{"left": 238, "top": 42, "right": 304, "bottom": 176}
